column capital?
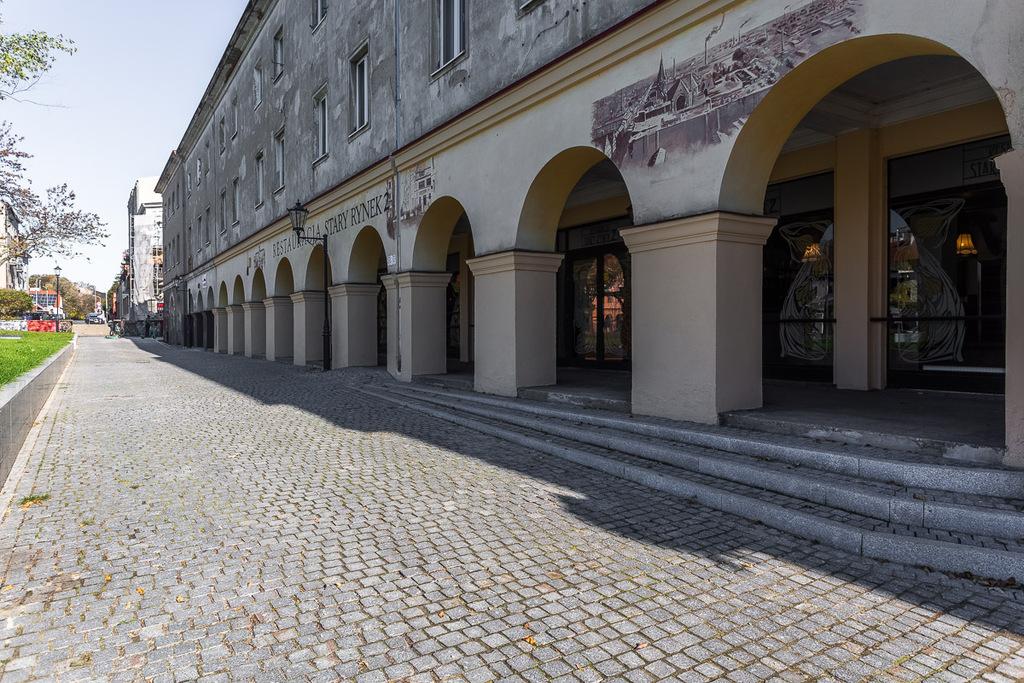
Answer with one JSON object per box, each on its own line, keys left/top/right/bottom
{"left": 227, "top": 304, "right": 243, "bottom": 312}
{"left": 211, "top": 307, "right": 227, "bottom": 317}
{"left": 262, "top": 296, "right": 292, "bottom": 308}
{"left": 381, "top": 271, "right": 452, "bottom": 291}
{"left": 467, "top": 250, "right": 564, "bottom": 277}
{"left": 996, "top": 147, "right": 1024, "bottom": 180}
{"left": 621, "top": 211, "right": 776, "bottom": 253}
{"left": 241, "top": 301, "right": 265, "bottom": 312}
{"left": 329, "top": 282, "right": 381, "bottom": 298}
{"left": 290, "top": 290, "right": 327, "bottom": 304}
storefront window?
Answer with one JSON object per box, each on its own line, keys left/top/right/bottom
{"left": 762, "top": 172, "right": 835, "bottom": 381}
{"left": 886, "top": 136, "right": 1009, "bottom": 392}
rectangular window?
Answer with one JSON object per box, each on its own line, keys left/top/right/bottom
{"left": 312, "top": 0, "right": 327, "bottom": 29}
{"left": 253, "top": 64, "right": 264, "bottom": 107}
{"left": 314, "top": 89, "right": 328, "bottom": 159}
{"left": 351, "top": 46, "right": 369, "bottom": 132}
{"left": 231, "top": 177, "right": 239, "bottom": 223}
{"left": 196, "top": 158, "right": 202, "bottom": 185}
{"left": 205, "top": 208, "right": 211, "bottom": 244}
{"left": 436, "top": 0, "right": 465, "bottom": 69}
{"left": 255, "top": 151, "right": 265, "bottom": 206}
{"left": 187, "top": 172, "right": 192, "bottom": 194}
{"left": 273, "top": 28, "right": 284, "bottom": 80}
{"left": 274, "top": 129, "right": 285, "bottom": 189}
{"left": 232, "top": 98, "right": 239, "bottom": 137}
{"left": 218, "top": 117, "right": 226, "bottom": 153}
{"left": 188, "top": 224, "right": 193, "bottom": 254}
{"left": 196, "top": 215, "right": 203, "bottom": 248}
{"left": 219, "top": 191, "right": 227, "bottom": 233}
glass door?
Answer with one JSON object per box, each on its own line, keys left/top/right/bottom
{"left": 568, "top": 249, "right": 630, "bottom": 366}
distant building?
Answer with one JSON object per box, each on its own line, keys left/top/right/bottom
{"left": 0, "top": 202, "right": 26, "bottom": 291}
{"left": 124, "top": 178, "right": 164, "bottom": 323}
{"left": 28, "top": 289, "right": 58, "bottom": 310}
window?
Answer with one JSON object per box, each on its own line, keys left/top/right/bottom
{"left": 351, "top": 46, "right": 369, "bottom": 132}
{"left": 219, "top": 191, "right": 227, "bottom": 233}
{"left": 205, "top": 207, "right": 211, "bottom": 243}
{"left": 312, "top": 0, "right": 328, "bottom": 29}
{"left": 273, "top": 28, "right": 284, "bottom": 79}
{"left": 188, "top": 224, "right": 193, "bottom": 254}
{"left": 218, "top": 117, "right": 226, "bottom": 153}
{"left": 253, "top": 64, "right": 264, "bottom": 107}
{"left": 314, "top": 88, "right": 328, "bottom": 160}
{"left": 196, "top": 214, "right": 203, "bottom": 247}
{"left": 187, "top": 172, "right": 192, "bottom": 194}
{"left": 255, "top": 151, "right": 265, "bottom": 206}
{"left": 231, "top": 177, "right": 239, "bottom": 223}
{"left": 436, "top": 0, "right": 465, "bottom": 69}
{"left": 274, "top": 129, "right": 285, "bottom": 189}
{"left": 196, "top": 158, "right": 202, "bottom": 185}
{"left": 232, "top": 98, "right": 239, "bottom": 138}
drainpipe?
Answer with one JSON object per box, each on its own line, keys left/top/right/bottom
{"left": 390, "top": 0, "right": 404, "bottom": 375}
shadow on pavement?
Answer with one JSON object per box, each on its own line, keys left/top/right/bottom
{"left": 128, "top": 337, "right": 1024, "bottom": 637}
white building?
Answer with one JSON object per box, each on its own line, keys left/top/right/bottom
{"left": 0, "top": 202, "right": 26, "bottom": 291}
{"left": 125, "top": 178, "right": 164, "bottom": 322}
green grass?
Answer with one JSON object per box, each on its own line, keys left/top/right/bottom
{"left": 0, "top": 331, "right": 73, "bottom": 386}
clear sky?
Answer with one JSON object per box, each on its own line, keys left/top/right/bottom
{"left": 2, "top": 0, "right": 248, "bottom": 289}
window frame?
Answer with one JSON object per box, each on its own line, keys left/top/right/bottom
{"left": 254, "top": 150, "right": 265, "bottom": 207}
{"left": 350, "top": 43, "right": 370, "bottom": 135}
{"left": 253, "top": 63, "right": 264, "bottom": 108}
{"left": 311, "top": 0, "right": 328, "bottom": 31}
{"left": 273, "top": 127, "right": 286, "bottom": 191}
{"left": 218, "top": 117, "right": 226, "bottom": 154}
{"left": 273, "top": 28, "right": 285, "bottom": 81}
{"left": 219, "top": 190, "right": 227, "bottom": 234}
{"left": 313, "top": 86, "right": 329, "bottom": 163}
{"left": 434, "top": 0, "right": 466, "bottom": 73}
{"left": 231, "top": 177, "right": 240, "bottom": 225}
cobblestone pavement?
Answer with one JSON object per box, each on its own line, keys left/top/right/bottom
{"left": 2, "top": 338, "right": 1024, "bottom": 682}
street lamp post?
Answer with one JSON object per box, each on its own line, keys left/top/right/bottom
{"left": 289, "top": 200, "right": 331, "bottom": 371}
{"left": 53, "top": 265, "right": 62, "bottom": 332}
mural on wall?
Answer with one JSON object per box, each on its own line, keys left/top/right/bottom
{"left": 592, "top": 0, "right": 862, "bottom": 168}
{"left": 778, "top": 220, "right": 834, "bottom": 361}
{"left": 400, "top": 160, "right": 436, "bottom": 224}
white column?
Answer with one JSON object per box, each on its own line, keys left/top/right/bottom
{"left": 242, "top": 301, "right": 266, "bottom": 359}
{"left": 263, "top": 296, "right": 293, "bottom": 362}
{"left": 466, "top": 251, "right": 564, "bottom": 396}
{"left": 997, "top": 149, "right": 1024, "bottom": 467}
{"left": 290, "top": 291, "right": 326, "bottom": 367}
{"left": 329, "top": 283, "right": 380, "bottom": 368}
{"left": 212, "top": 307, "right": 228, "bottom": 354}
{"left": 380, "top": 272, "right": 451, "bottom": 382}
{"left": 622, "top": 212, "right": 776, "bottom": 424}
{"left": 226, "top": 305, "right": 244, "bottom": 355}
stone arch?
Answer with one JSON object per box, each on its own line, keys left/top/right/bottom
{"left": 515, "top": 146, "right": 633, "bottom": 251}
{"left": 303, "top": 244, "right": 331, "bottom": 291}
{"left": 251, "top": 268, "right": 267, "bottom": 302}
{"left": 346, "top": 226, "right": 386, "bottom": 282}
{"left": 231, "top": 275, "right": 245, "bottom": 305}
{"left": 217, "top": 281, "right": 229, "bottom": 308}
{"left": 195, "top": 289, "right": 204, "bottom": 311}
{"left": 718, "top": 34, "right": 1009, "bottom": 215}
{"left": 273, "top": 257, "right": 295, "bottom": 296}
{"left": 412, "top": 196, "right": 471, "bottom": 271}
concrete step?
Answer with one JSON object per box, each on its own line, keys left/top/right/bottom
{"left": 722, "top": 409, "right": 1006, "bottom": 467}
{"left": 362, "top": 385, "right": 1024, "bottom": 582}
{"left": 395, "top": 382, "right": 1024, "bottom": 499}
{"left": 385, "top": 383, "right": 1024, "bottom": 539}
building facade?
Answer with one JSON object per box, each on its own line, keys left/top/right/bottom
{"left": 125, "top": 178, "right": 164, "bottom": 326}
{"left": 159, "top": 0, "right": 1024, "bottom": 466}
{"left": 0, "top": 202, "right": 26, "bottom": 291}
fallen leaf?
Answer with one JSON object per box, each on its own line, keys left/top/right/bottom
{"left": 437, "top": 610, "right": 445, "bottom": 618}
{"left": 523, "top": 635, "right": 537, "bottom": 647}
{"left": 635, "top": 642, "right": 649, "bottom": 650}
{"left": 136, "top": 587, "right": 145, "bottom": 596}
{"left": 104, "top": 575, "right": 112, "bottom": 583}
{"left": 176, "top": 595, "right": 185, "bottom": 604}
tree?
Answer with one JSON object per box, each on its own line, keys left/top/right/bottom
{"left": 0, "top": 7, "right": 105, "bottom": 272}
{"left": 0, "top": 287, "right": 31, "bottom": 317}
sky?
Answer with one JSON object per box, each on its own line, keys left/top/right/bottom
{"left": 2, "top": 0, "right": 248, "bottom": 289}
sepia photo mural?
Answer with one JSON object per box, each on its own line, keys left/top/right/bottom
{"left": 591, "top": 0, "right": 862, "bottom": 169}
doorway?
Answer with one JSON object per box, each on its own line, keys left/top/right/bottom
{"left": 562, "top": 238, "right": 630, "bottom": 367}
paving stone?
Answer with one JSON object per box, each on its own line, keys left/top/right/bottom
{"left": 1, "top": 338, "right": 1023, "bottom": 682}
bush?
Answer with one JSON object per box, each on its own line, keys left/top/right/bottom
{"left": 0, "top": 289, "right": 32, "bottom": 318}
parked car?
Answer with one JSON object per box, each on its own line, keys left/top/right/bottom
{"left": 85, "top": 312, "right": 106, "bottom": 325}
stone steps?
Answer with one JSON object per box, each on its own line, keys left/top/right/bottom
{"left": 361, "top": 382, "right": 1024, "bottom": 582}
